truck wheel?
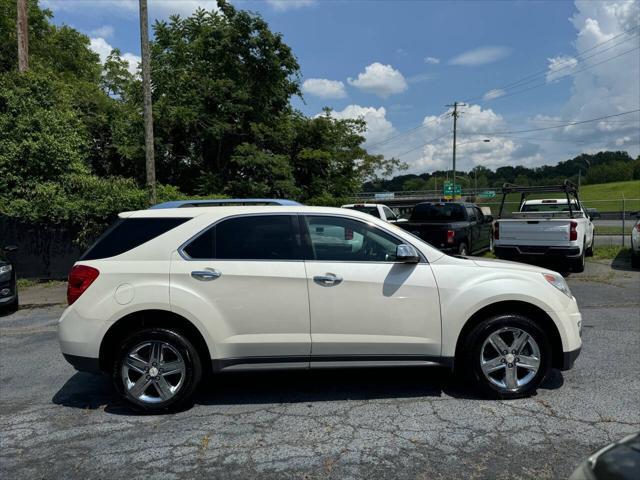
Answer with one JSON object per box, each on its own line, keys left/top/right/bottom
{"left": 459, "top": 314, "right": 551, "bottom": 399}
{"left": 113, "top": 328, "right": 202, "bottom": 413}
{"left": 585, "top": 240, "right": 593, "bottom": 257}
{"left": 632, "top": 251, "right": 640, "bottom": 269}
{"left": 458, "top": 243, "right": 468, "bottom": 256}
{"left": 570, "top": 246, "right": 586, "bottom": 273}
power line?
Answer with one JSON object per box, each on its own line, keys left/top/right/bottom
{"left": 470, "top": 45, "right": 639, "bottom": 103}
{"left": 395, "top": 131, "right": 451, "bottom": 157}
{"left": 366, "top": 111, "right": 450, "bottom": 149}
{"left": 459, "top": 108, "right": 640, "bottom": 136}
{"left": 464, "top": 24, "right": 640, "bottom": 103}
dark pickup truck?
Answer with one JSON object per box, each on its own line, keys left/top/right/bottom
{"left": 397, "top": 202, "right": 493, "bottom": 255}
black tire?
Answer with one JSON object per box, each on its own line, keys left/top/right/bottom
{"left": 632, "top": 251, "right": 640, "bottom": 269}
{"left": 459, "top": 314, "right": 552, "bottom": 399}
{"left": 458, "top": 242, "right": 468, "bottom": 256}
{"left": 113, "top": 328, "right": 202, "bottom": 413}
{"left": 570, "top": 245, "right": 586, "bottom": 273}
{"left": 585, "top": 240, "right": 593, "bottom": 257}
{"left": 0, "top": 295, "right": 18, "bottom": 316}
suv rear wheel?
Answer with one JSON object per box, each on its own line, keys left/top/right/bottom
{"left": 459, "top": 314, "right": 551, "bottom": 399}
{"left": 113, "top": 328, "right": 202, "bottom": 413}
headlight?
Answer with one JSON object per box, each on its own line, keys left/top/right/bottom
{"left": 543, "top": 273, "right": 572, "bottom": 298}
{"left": 0, "top": 264, "right": 12, "bottom": 275}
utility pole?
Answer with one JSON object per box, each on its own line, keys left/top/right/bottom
{"left": 139, "top": 0, "right": 156, "bottom": 205}
{"left": 17, "top": 0, "right": 28, "bottom": 72}
{"left": 446, "top": 102, "right": 465, "bottom": 199}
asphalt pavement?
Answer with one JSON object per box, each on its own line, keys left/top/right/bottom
{"left": 1, "top": 260, "right": 639, "bottom": 479}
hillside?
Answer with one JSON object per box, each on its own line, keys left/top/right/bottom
{"left": 477, "top": 180, "right": 640, "bottom": 212}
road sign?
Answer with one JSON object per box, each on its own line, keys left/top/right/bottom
{"left": 374, "top": 192, "right": 395, "bottom": 200}
{"left": 443, "top": 182, "right": 462, "bottom": 198}
{"left": 479, "top": 190, "right": 496, "bottom": 199}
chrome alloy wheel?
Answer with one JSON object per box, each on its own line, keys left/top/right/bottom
{"left": 121, "top": 341, "right": 186, "bottom": 403}
{"left": 480, "top": 327, "right": 541, "bottom": 391}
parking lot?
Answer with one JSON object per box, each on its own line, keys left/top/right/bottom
{"left": 1, "top": 259, "right": 638, "bottom": 480}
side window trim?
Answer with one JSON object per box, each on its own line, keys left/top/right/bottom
{"left": 178, "top": 212, "right": 303, "bottom": 261}
{"left": 300, "top": 214, "right": 427, "bottom": 264}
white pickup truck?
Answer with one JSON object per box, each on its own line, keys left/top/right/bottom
{"left": 341, "top": 203, "right": 406, "bottom": 223}
{"left": 493, "top": 183, "right": 594, "bottom": 272}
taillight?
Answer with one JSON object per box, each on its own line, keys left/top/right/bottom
{"left": 494, "top": 222, "right": 499, "bottom": 240}
{"left": 67, "top": 265, "right": 100, "bottom": 305}
{"left": 569, "top": 221, "right": 578, "bottom": 241}
{"left": 447, "top": 230, "right": 455, "bottom": 244}
{"left": 636, "top": 224, "right": 640, "bottom": 232}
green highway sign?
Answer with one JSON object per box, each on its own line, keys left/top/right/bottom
{"left": 443, "top": 182, "right": 462, "bottom": 197}
{"left": 479, "top": 190, "right": 496, "bottom": 199}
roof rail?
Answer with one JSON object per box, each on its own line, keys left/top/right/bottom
{"left": 149, "top": 198, "right": 302, "bottom": 209}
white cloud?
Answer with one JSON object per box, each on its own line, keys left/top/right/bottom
{"left": 544, "top": 0, "right": 640, "bottom": 152}
{"left": 373, "top": 105, "right": 542, "bottom": 174}
{"left": 43, "top": 1, "right": 219, "bottom": 18}
{"left": 348, "top": 62, "right": 408, "bottom": 98}
{"left": 449, "top": 46, "right": 512, "bottom": 66}
{"left": 546, "top": 55, "right": 579, "bottom": 82}
{"left": 90, "top": 25, "right": 114, "bottom": 38}
{"left": 328, "top": 105, "right": 396, "bottom": 146}
{"left": 424, "top": 56, "right": 440, "bottom": 64}
{"left": 483, "top": 88, "right": 506, "bottom": 101}
{"left": 266, "top": 0, "right": 316, "bottom": 11}
{"left": 90, "top": 37, "right": 140, "bottom": 76}
{"left": 302, "top": 78, "right": 347, "bottom": 99}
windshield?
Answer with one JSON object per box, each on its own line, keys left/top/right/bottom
{"left": 410, "top": 203, "right": 466, "bottom": 222}
{"left": 344, "top": 206, "right": 380, "bottom": 218}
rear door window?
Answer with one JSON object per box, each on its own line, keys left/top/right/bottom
{"left": 182, "top": 215, "right": 302, "bottom": 260}
{"left": 81, "top": 218, "right": 190, "bottom": 260}
{"left": 382, "top": 206, "right": 397, "bottom": 221}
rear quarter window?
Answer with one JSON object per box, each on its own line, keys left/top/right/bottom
{"left": 81, "top": 218, "right": 190, "bottom": 260}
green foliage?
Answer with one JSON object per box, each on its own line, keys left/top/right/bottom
{"left": 226, "top": 143, "right": 300, "bottom": 198}
{"left": 0, "top": 70, "right": 89, "bottom": 190}
{"left": 366, "top": 151, "right": 637, "bottom": 192}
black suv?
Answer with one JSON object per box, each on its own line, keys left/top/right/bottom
{"left": 0, "top": 245, "right": 18, "bottom": 314}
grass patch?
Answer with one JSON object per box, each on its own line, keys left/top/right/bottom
{"left": 592, "top": 246, "right": 632, "bottom": 260}
{"left": 16, "top": 279, "right": 65, "bottom": 289}
{"left": 594, "top": 226, "right": 623, "bottom": 235}
{"left": 476, "top": 180, "right": 640, "bottom": 214}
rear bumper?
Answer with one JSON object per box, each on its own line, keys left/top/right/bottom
{"left": 494, "top": 245, "right": 581, "bottom": 258}
{"left": 561, "top": 347, "right": 581, "bottom": 371}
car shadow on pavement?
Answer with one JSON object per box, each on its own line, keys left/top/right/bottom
{"left": 610, "top": 250, "right": 635, "bottom": 271}
{"left": 52, "top": 367, "right": 564, "bottom": 414}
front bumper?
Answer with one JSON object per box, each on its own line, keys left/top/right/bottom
{"left": 561, "top": 346, "right": 582, "bottom": 371}
{"left": 63, "top": 353, "right": 102, "bottom": 374}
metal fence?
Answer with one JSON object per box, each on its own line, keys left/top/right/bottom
{"left": 352, "top": 193, "right": 640, "bottom": 246}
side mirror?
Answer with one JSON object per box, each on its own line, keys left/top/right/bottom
{"left": 396, "top": 244, "right": 419, "bottom": 263}
{"left": 484, "top": 215, "right": 494, "bottom": 223}
{"left": 3, "top": 245, "right": 17, "bottom": 254}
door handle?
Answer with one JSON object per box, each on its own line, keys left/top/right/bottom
{"left": 313, "top": 273, "right": 343, "bottom": 286}
{"left": 191, "top": 269, "right": 221, "bottom": 281}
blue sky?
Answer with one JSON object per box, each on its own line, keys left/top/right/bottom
{"left": 43, "top": 0, "right": 640, "bottom": 175}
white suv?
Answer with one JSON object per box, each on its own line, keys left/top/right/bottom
{"left": 59, "top": 206, "right": 582, "bottom": 412}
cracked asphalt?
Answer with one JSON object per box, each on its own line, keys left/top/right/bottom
{"left": 1, "top": 260, "right": 639, "bottom": 479}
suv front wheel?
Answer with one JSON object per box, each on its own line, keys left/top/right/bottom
{"left": 460, "top": 314, "right": 551, "bottom": 399}
{"left": 113, "top": 328, "right": 202, "bottom": 413}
